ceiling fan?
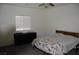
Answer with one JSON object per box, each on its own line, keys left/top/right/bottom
{"left": 39, "top": 3, "right": 55, "bottom": 8}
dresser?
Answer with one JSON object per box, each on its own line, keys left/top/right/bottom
{"left": 14, "top": 32, "right": 37, "bottom": 45}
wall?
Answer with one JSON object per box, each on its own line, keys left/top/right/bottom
{"left": 0, "top": 3, "right": 79, "bottom": 47}
{"left": 0, "top": 4, "right": 46, "bottom": 46}
{"left": 46, "top": 4, "right": 79, "bottom": 36}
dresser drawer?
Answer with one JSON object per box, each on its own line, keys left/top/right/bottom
{"left": 14, "top": 32, "right": 37, "bottom": 45}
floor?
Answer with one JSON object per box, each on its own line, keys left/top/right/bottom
{"left": 0, "top": 43, "right": 79, "bottom": 55}
{"left": 0, "top": 43, "right": 46, "bottom": 55}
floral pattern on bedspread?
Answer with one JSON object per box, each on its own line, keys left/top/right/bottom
{"left": 32, "top": 37, "right": 64, "bottom": 55}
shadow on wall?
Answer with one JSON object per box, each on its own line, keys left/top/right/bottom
{"left": 0, "top": 26, "right": 16, "bottom": 47}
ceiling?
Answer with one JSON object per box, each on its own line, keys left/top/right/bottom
{"left": 7, "top": 3, "right": 72, "bottom": 9}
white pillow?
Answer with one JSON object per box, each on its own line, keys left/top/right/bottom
{"left": 55, "top": 33, "right": 64, "bottom": 36}
{"left": 54, "top": 33, "right": 75, "bottom": 39}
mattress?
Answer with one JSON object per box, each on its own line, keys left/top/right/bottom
{"left": 32, "top": 33, "right": 79, "bottom": 54}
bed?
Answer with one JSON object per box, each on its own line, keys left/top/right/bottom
{"left": 32, "top": 30, "right": 79, "bottom": 55}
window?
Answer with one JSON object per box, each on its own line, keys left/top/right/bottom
{"left": 15, "top": 16, "right": 31, "bottom": 31}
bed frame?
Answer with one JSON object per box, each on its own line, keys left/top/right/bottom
{"left": 32, "top": 45, "right": 51, "bottom": 55}
{"left": 56, "top": 30, "right": 79, "bottom": 38}
{"left": 33, "top": 30, "right": 79, "bottom": 55}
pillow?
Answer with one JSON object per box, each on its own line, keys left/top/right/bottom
{"left": 53, "top": 33, "right": 64, "bottom": 37}
{"left": 54, "top": 33, "right": 75, "bottom": 39}
{"left": 55, "top": 33, "right": 64, "bottom": 36}
{"left": 61, "top": 34, "right": 75, "bottom": 38}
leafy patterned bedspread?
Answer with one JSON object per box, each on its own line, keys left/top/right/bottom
{"left": 32, "top": 37, "right": 64, "bottom": 55}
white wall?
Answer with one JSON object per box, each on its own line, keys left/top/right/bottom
{"left": 0, "top": 4, "right": 46, "bottom": 46}
{"left": 46, "top": 4, "right": 79, "bottom": 36}
{"left": 0, "top": 3, "right": 79, "bottom": 47}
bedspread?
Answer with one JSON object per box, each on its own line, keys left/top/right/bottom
{"left": 32, "top": 37, "right": 64, "bottom": 55}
